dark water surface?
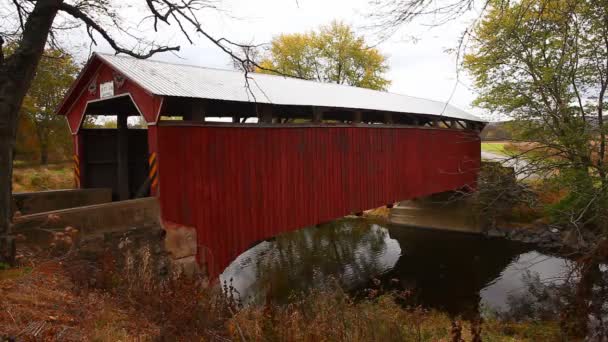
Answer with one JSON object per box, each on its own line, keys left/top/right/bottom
{"left": 220, "top": 218, "right": 570, "bottom": 317}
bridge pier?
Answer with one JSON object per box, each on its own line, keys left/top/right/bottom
{"left": 389, "top": 192, "right": 481, "bottom": 234}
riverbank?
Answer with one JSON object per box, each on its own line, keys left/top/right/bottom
{"left": 0, "top": 255, "right": 561, "bottom": 341}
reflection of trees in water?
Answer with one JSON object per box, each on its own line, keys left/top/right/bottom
{"left": 231, "top": 221, "right": 532, "bottom": 318}
{"left": 498, "top": 260, "right": 608, "bottom": 340}
{"left": 497, "top": 270, "right": 573, "bottom": 322}
{"left": 229, "top": 217, "right": 606, "bottom": 337}
{"left": 249, "top": 219, "right": 392, "bottom": 304}
{"left": 375, "top": 226, "right": 527, "bottom": 319}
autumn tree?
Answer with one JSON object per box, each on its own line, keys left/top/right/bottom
{"left": 14, "top": 116, "right": 39, "bottom": 161}
{"left": 368, "top": 1, "right": 608, "bottom": 337}
{"left": 461, "top": 5, "right": 608, "bottom": 333}
{"left": 464, "top": 0, "right": 608, "bottom": 231}
{"left": 369, "top": 0, "right": 608, "bottom": 227}
{"left": 0, "top": 0, "right": 267, "bottom": 264}
{"left": 259, "top": 21, "right": 391, "bottom": 91}
{"left": 18, "top": 48, "right": 78, "bottom": 164}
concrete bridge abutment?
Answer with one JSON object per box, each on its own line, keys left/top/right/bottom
{"left": 389, "top": 192, "right": 482, "bottom": 234}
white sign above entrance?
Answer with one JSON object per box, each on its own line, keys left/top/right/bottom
{"left": 100, "top": 81, "right": 114, "bottom": 98}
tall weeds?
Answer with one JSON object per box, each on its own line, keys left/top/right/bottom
{"left": 1, "top": 220, "right": 567, "bottom": 341}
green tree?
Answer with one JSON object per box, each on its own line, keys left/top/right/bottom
{"left": 19, "top": 49, "right": 78, "bottom": 164}
{"left": 259, "top": 21, "right": 391, "bottom": 91}
{"left": 464, "top": 0, "right": 608, "bottom": 231}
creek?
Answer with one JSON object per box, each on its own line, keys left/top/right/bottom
{"left": 221, "top": 218, "right": 571, "bottom": 318}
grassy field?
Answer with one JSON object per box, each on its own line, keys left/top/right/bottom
{"left": 481, "top": 141, "right": 510, "bottom": 156}
{"left": 12, "top": 162, "right": 74, "bottom": 193}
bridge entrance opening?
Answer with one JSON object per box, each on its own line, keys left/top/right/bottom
{"left": 80, "top": 95, "right": 150, "bottom": 201}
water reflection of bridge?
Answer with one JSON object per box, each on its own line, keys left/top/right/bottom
{"left": 378, "top": 226, "right": 526, "bottom": 318}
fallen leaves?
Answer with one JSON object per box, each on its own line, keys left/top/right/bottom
{"left": 0, "top": 260, "right": 158, "bottom": 341}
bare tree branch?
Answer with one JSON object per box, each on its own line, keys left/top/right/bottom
{"left": 10, "top": 0, "right": 27, "bottom": 32}
{"left": 59, "top": 2, "right": 180, "bottom": 58}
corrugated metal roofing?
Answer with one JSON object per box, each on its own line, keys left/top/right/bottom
{"left": 96, "top": 52, "right": 483, "bottom": 122}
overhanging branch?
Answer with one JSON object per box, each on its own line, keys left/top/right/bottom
{"left": 59, "top": 3, "right": 180, "bottom": 58}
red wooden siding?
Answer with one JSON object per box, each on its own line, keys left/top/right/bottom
{"left": 156, "top": 125, "right": 481, "bottom": 276}
{"left": 62, "top": 61, "right": 163, "bottom": 133}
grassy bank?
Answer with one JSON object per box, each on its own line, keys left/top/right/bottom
{"left": 0, "top": 256, "right": 561, "bottom": 341}
{"left": 12, "top": 162, "right": 74, "bottom": 192}
{"left": 481, "top": 142, "right": 510, "bottom": 156}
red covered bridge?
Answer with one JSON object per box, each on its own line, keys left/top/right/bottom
{"left": 56, "top": 53, "right": 485, "bottom": 276}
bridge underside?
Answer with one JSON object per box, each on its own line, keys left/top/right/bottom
{"left": 156, "top": 123, "right": 480, "bottom": 276}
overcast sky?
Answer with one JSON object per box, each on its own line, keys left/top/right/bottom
{"left": 88, "top": 0, "right": 494, "bottom": 120}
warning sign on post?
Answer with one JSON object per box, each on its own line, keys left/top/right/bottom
{"left": 100, "top": 81, "right": 114, "bottom": 98}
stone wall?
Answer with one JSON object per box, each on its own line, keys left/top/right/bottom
{"left": 12, "top": 188, "right": 112, "bottom": 215}
{"left": 11, "top": 197, "right": 201, "bottom": 278}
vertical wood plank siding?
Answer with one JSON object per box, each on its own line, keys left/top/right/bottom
{"left": 157, "top": 125, "right": 481, "bottom": 276}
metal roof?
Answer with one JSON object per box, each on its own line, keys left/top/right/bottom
{"left": 96, "top": 53, "right": 484, "bottom": 122}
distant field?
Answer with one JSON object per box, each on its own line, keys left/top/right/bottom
{"left": 12, "top": 163, "right": 74, "bottom": 193}
{"left": 481, "top": 141, "right": 510, "bottom": 156}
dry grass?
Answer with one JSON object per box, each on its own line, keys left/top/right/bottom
{"left": 0, "top": 238, "right": 562, "bottom": 341}
{"left": 0, "top": 260, "right": 158, "bottom": 341}
{"left": 536, "top": 186, "right": 568, "bottom": 206}
{"left": 1, "top": 259, "right": 561, "bottom": 341}
{"left": 12, "top": 163, "right": 74, "bottom": 192}
{"left": 230, "top": 292, "right": 450, "bottom": 341}
{"left": 502, "top": 182, "right": 568, "bottom": 226}
{"left": 227, "top": 288, "right": 561, "bottom": 342}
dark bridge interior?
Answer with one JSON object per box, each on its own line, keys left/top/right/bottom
{"left": 81, "top": 96, "right": 149, "bottom": 200}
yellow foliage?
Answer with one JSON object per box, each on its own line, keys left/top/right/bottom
{"left": 258, "top": 21, "right": 391, "bottom": 91}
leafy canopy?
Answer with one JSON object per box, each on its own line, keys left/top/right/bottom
{"left": 258, "top": 21, "right": 391, "bottom": 91}
{"left": 465, "top": 0, "right": 608, "bottom": 229}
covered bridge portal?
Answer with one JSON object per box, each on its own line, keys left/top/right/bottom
{"left": 57, "top": 53, "right": 485, "bottom": 276}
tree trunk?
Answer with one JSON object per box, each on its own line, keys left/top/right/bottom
{"left": 562, "top": 260, "right": 601, "bottom": 339}
{"left": 0, "top": 0, "right": 62, "bottom": 264}
{"left": 40, "top": 144, "right": 49, "bottom": 165}
{"left": 35, "top": 121, "right": 49, "bottom": 165}
{"left": 0, "top": 88, "right": 17, "bottom": 262}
